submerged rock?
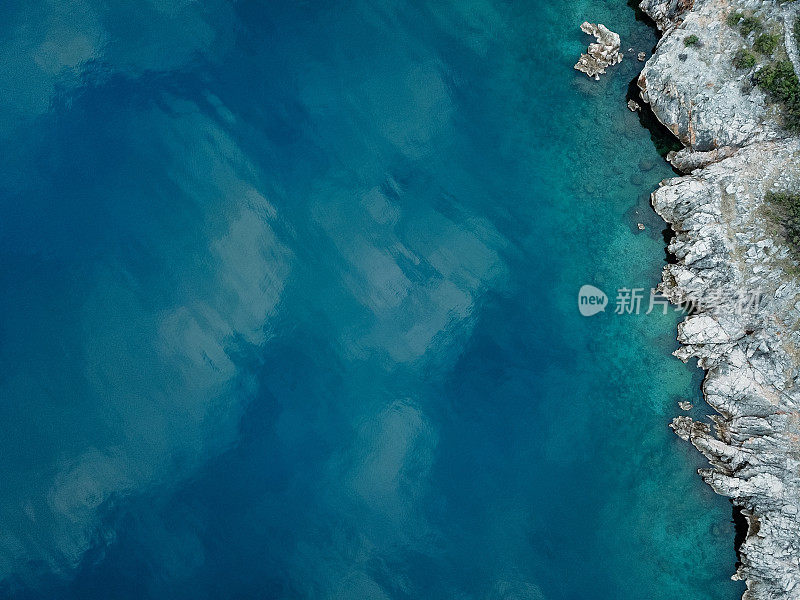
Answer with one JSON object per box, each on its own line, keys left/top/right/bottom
{"left": 638, "top": 158, "right": 655, "bottom": 171}
{"left": 574, "top": 22, "right": 623, "bottom": 80}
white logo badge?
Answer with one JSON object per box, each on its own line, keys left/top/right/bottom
{"left": 578, "top": 285, "right": 607, "bottom": 317}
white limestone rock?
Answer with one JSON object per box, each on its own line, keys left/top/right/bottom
{"left": 640, "top": 0, "right": 695, "bottom": 31}
{"left": 641, "top": 2, "right": 800, "bottom": 597}
{"left": 638, "top": 0, "right": 800, "bottom": 151}
{"left": 574, "top": 22, "right": 624, "bottom": 80}
{"left": 654, "top": 137, "right": 800, "bottom": 600}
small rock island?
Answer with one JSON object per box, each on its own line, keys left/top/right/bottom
{"left": 574, "top": 22, "right": 624, "bottom": 79}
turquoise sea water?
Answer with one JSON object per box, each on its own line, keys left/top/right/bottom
{"left": 0, "top": 0, "right": 744, "bottom": 598}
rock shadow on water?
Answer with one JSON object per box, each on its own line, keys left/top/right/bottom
{"left": 624, "top": 192, "right": 660, "bottom": 238}
{"left": 662, "top": 226, "right": 679, "bottom": 265}
{"left": 626, "top": 0, "right": 653, "bottom": 26}
{"left": 732, "top": 503, "right": 749, "bottom": 569}
{"left": 626, "top": 77, "right": 683, "bottom": 160}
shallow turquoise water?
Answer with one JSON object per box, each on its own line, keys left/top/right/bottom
{"left": 0, "top": 0, "right": 743, "bottom": 598}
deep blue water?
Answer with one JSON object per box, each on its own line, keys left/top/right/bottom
{"left": 0, "top": 1, "right": 744, "bottom": 599}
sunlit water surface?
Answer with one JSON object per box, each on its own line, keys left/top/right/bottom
{"left": 0, "top": 0, "right": 743, "bottom": 598}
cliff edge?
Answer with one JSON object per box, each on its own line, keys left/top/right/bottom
{"left": 638, "top": 1, "right": 800, "bottom": 598}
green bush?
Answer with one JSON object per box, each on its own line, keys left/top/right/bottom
{"left": 755, "top": 61, "right": 800, "bottom": 100}
{"left": 733, "top": 49, "right": 756, "bottom": 69}
{"left": 795, "top": 16, "right": 800, "bottom": 47}
{"left": 684, "top": 34, "right": 699, "bottom": 46}
{"left": 740, "top": 15, "right": 763, "bottom": 36}
{"left": 754, "top": 33, "right": 779, "bottom": 55}
{"left": 755, "top": 61, "right": 800, "bottom": 130}
{"left": 727, "top": 11, "right": 744, "bottom": 27}
{"left": 766, "top": 192, "right": 800, "bottom": 254}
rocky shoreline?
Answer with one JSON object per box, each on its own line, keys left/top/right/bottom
{"left": 638, "top": 1, "right": 800, "bottom": 598}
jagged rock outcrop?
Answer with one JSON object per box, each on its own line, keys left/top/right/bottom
{"left": 574, "top": 22, "right": 623, "bottom": 80}
{"left": 640, "top": 0, "right": 695, "bottom": 31}
{"left": 653, "top": 140, "right": 800, "bottom": 598}
{"left": 638, "top": 0, "right": 796, "bottom": 151}
{"left": 667, "top": 145, "right": 738, "bottom": 171}
{"left": 639, "top": 1, "right": 800, "bottom": 598}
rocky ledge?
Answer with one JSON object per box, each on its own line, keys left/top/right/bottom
{"left": 638, "top": 1, "right": 800, "bottom": 598}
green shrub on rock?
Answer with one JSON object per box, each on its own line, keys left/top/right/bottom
{"left": 795, "top": 16, "right": 800, "bottom": 50}
{"left": 755, "top": 61, "right": 800, "bottom": 100}
{"left": 766, "top": 192, "right": 800, "bottom": 254}
{"left": 727, "top": 11, "right": 744, "bottom": 27}
{"left": 755, "top": 61, "right": 800, "bottom": 130}
{"left": 740, "top": 15, "right": 764, "bottom": 36}
{"left": 733, "top": 49, "right": 756, "bottom": 69}
{"left": 684, "top": 34, "right": 699, "bottom": 46}
{"left": 754, "top": 33, "right": 779, "bottom": 55}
